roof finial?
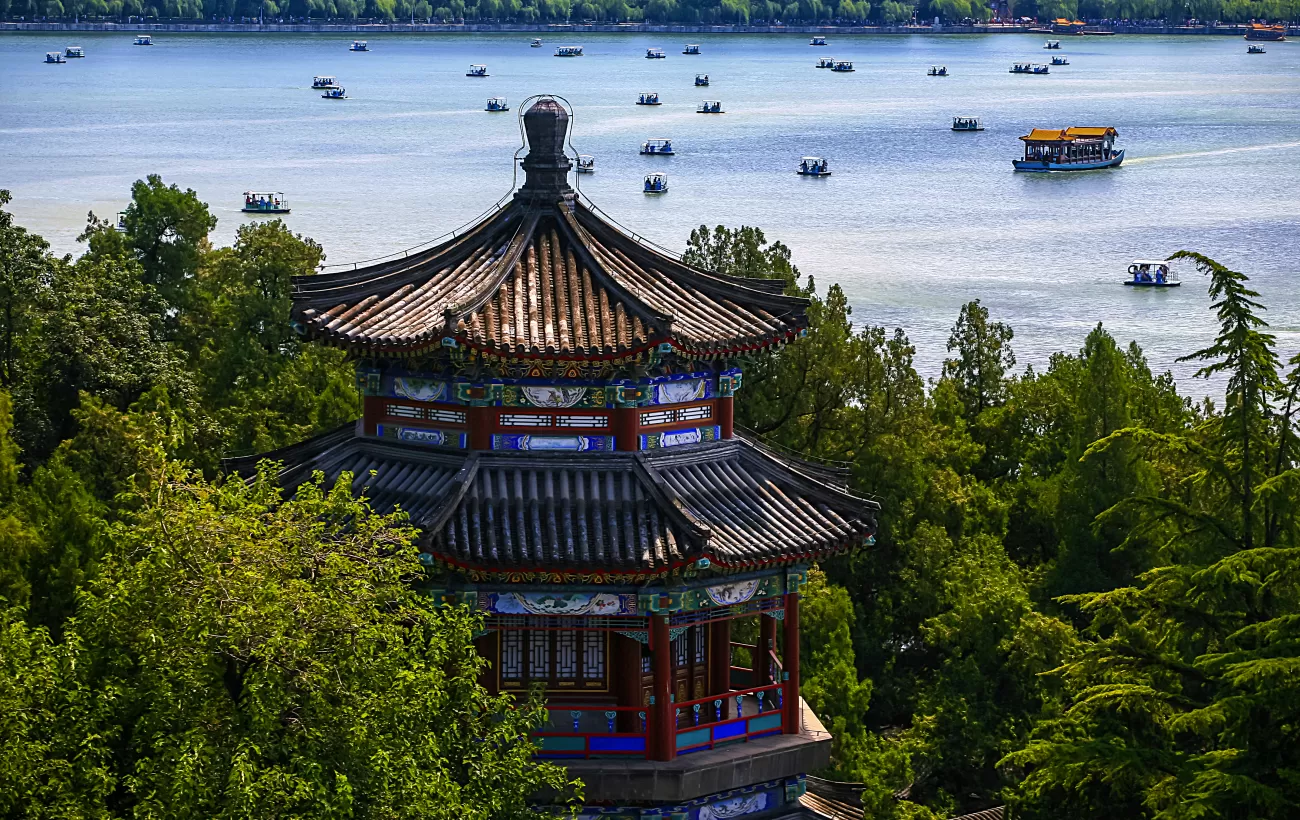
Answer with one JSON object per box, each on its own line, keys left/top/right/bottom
{"left": 518, "top": 96, "right": 574, "bottom": 201}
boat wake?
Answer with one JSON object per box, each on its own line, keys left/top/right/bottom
{"left": 1127, "top": 141, "right": 1300, "bottom": 164}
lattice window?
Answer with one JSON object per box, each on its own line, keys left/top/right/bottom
{"left": 641, "top": 652, "right": 652, "bottom": 675}
{"left": 640, "top": 409, "right": 675, "bottom": 426}
{"left": 557, "top": 630, "right": 578, "bottom": 679}
{"left": 679, "top": 405, "right": 713, "bottom": 422}
{"left": 529, "top": 631, "right": 550, "bottom": 678}
{"left": 501, "top": 414, "right": 552, "bottom": 427}
{"left": 386, "top": 404, "right": 423, "bottom": 419}
{"left": 384, "top": 403, "right": 466, "bottom": 424}
{"left": 583, "top": 632, "right": 605, "bottom": 680}
{"left": 427, "top": 409, "right": 466, "bottom": 424}
{"left": 673, "top": 634, "right": 687, "bottom": 668}
{"left": 502, "top": 631, "right": 523, "bottom": 680}
{"left": 555, "top": 415, "right": 608, "bottom": 428}
{"left": 693, "top": 625, "right": 706, "bottom": 664}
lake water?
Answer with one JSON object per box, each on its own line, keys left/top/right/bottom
{"left": 3, "top": 31, "right": 1299, "bottom": 391}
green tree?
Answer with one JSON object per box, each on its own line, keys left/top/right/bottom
{"left": 120, "top": 174, "right": 217, "bottom": 315}
{"left": 942, "top": 299, "right": 1015, "bottom": 423}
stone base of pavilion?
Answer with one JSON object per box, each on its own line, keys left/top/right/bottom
{"left": 547, "top": 699, "right": 830, "bottom": 815}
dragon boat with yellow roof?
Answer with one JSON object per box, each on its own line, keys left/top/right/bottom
{"left": 1014, "top": 126, "right": 1124, "bottom": 172}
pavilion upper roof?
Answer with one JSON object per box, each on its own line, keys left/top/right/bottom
{"left": 291, "top": 98, "right": 809, "bottom": 362}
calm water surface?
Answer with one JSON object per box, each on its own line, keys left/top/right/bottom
{"left": 3, "top": 32, "right": 1299, "bottom": 391}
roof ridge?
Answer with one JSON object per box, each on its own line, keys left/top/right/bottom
{"left": 555, "top": 206, "right": 674, "bottom": 334}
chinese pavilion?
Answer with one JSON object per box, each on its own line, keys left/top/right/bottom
{"left": 235, "top": 97, "right": 879, "bottom": 820}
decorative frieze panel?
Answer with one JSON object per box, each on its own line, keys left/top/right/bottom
{"left": 492, "top": 434, "right": 615, "bottom": 451}
{"left": 640, "top": 426, "right": 721, "bottom": 450}
{"left": 479, "top": 590, "right": 640, "bottom": 616}
{"left": 375, "top": 424, "right": 467, "bottom": 448}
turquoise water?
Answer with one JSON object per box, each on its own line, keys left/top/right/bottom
{"left": 2, "top": 32, "right": 1299, "bottom": 387}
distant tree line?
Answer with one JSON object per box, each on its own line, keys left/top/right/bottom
{"left": 3, "top": 0, "right": 1298, "bottom": 25}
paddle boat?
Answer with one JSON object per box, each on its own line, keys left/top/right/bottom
{"left": 697, "top": 99, "right": 723, "bottom": 114}
{"left": 133, "top": 35, "right": 152, "bottom": 45}
{"left": 1124, "top": 260, "right": 1179, "bottom": 287}
{"left": 554, "top": 45, "right": 583, "bottom": 56}
{"left": 831, "top": 60, "right": 855, "bottom": 72}
{"left": 797, "top": 156, "right": 831, "bottom": 176}
{"left": 350, "top": 40, "right": 369, "bottom": 51}
{"left": 466, "top": 64, "right": 489, "bottom": 77}
{"left": 952, "top": 116, "right": 983, "bottom": 131}
{"left": 646, "top": 47, "right": 666, "bottom": 59}
{"left": 641, "top": 138, "right": 674, "bottom": 155}
{"left": 637, "top": 91, "right": 661, "bottom": 106}
{"left": 486, "top": 97, "right": 509, "bottom": 111}
{"left": 1051, "top": 55, "right": 1069, "bottom": 65}
{"left": 115, "top": 211, "right": 127, "bottom": 232}
{"left": 577, "top": 154, "right": 596, "bottom": 173}
{"left": 816, "top": 56, "right": 836, "bottom": 68}
{"left": 1014, "top": 126, "right": 1124, "bottom": 172}
{"left": 312, "top": 75, "right": 339, "bottom": 89}
{"left": 683, "top": 43, "right": 701, "bottom": 54}
{"left": 321, "top": 86, "right": 348, "bottom": 99}
{"left": 1010, "top": 62, "right": 1050, "bottom": 74}
{"left": 928, "top": 65, "right": 948, "bottom": 76}
{"left": 242, "top": 192, "right": 290, "bottom": 214}
{"left": 64, "top": 46, "right": 85, "bottom": 58}
{"left": 531, "top": 38, "right": 543, "bottom": 47}
{"left": 644, "top": 172, "right": 669, "bottom": 194}
{"left": 1244, "top": 22, "right": 1286, "bottom": 41}
{"left": 1248, "top": 44, "right": 1267, "bottom": 53}
{"left": 811, "top": 35, "right": 827, "bottom": 45}
{"left": 1044, "top": 39, "right": 1061, "bottom": 48}
{"left": 695, "top": 73, "right": 710, "bottom": 86}
{"left": 45, "top": 51, "right": 66, "bottom": 63}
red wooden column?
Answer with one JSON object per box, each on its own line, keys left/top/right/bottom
{"left": 708, "top": 619, "right": 731, "bottom": 715}
{"left": 717, "top": 396, "right": 735, "bottom": 439}
{"left": 756, "top": 613, "right": 777, "bottom": 685}
{"left": 614, "top": 406, "right": 640, "bottom": 451}
{"left": 782, "top": 592, "right": 801, "bottom": 734}
{"left": 467, "top": 405, "right": 492, "bottom": 450}
{"left": 650, "top": 613, "right": 676, "bottom": 760}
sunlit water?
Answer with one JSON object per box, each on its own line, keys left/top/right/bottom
{"left": 3, "top": 32, "right": 1299, "bottom": 393}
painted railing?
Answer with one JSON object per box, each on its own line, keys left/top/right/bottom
{"left": 673, "top": 681, "right": 785, "bottom": 754}
{"left": 532, "top": 704, "right": 647, "bottom": 759}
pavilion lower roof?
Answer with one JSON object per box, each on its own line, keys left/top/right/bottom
{"left": 290, "top": 198, "right": 809, "bottom": 360}
{"left": 229, "top": 426, "right": 877, "bottom": 580}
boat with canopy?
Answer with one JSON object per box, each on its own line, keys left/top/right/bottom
{"left": 486, "top": 97, "right": 509, "bottom": 111}
{"left": 695, "top": 73, "right": 710, "bottom": 86}
{"left": 1124, "top": 260, "right": 1179, "bottom": 287}
{"left": 242, "top": 192, "right": 290, "bottom": 214}
{"left": 44, "top": 51, "right": 66, "bottom": 63}
{"left": 350, "top": 40, "right": 368, "bottom": 51}
{"left": 641, "top": 138, "right": 674, "bottom": 155}
{"left": 797, "top": 156, "right": 831, "bottom": 176}
{"left": 646, "top": 47, "right": 666, "bottom": 59}
{"left": 554, "top": 45, "right": 583, "bottom": 56}
{"left": 644, "top": 172, "right": 669, "bottom": 193}
{"left": 928, "top": 65, "right": 948, "bottom": 76}
{"left": 65, "top": 46, "right": 85, "bottom": 57}
{"left": 133, "top": 35, "right": 152, "bottom": 45}
{"left": 576, "top": 154, "right": 595, "bottom": 173}
{"left": 697, "top": 100, "right": 723, "bottom": 113}
{"left": 466, "top": 64, "right": 489, "bottom": 76}
{"left": 831, "top": 60, "right": 854, "bottom": 72}
{"left": 312, "top": 75, "right": 338, "bottom": 88}
{"left": 1014, "top": 126, "right": 1124, "bottom": 172}
{"left": 321, "top": 87, "right": 348, "bottom": 99}
{"left": 952, "top": 116, "right": 983, "bottom": 131}
{"left": 637, "top": 91, "right": 661, "bottom": 105}
{"left": 683, "top": 43, "right": 701, "bottom": 54}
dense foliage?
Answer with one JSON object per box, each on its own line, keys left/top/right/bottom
{"left": 0, "top": 185, "right": 579, "bottom": 818}
{"left": 4, "top": 0, "right": 1299, "bottom": 26}
{"left": 684, "top": 226, "right": 1300, "bottom": 819}
{"left": 2, "top": 181, "right": 1297, "bottom": 820}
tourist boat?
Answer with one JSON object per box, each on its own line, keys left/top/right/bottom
{"left": 643, "top": 172, "right": 668, "bottom": 194}
{"left": 554, "top": 45, "right": 583, "bottom": 56}
{"left": 1248, "top": 44, "right": 1267, "bottom": 53}
{"left": 133, "top": 35, "right": 152, "bottom": 45}
{"left": 486, "top": 97, "right": 509, "bottom": 111}
{"left": 321, "top": 86, "right": 348, "bottom": 99}
{"left": 697, "top": 100, "right": 723, "bottom": 114}
{"left": 797, "top": 156, "right": 830, "bottom": 176}
{"left": 641, "top": 138, "right": 674, "bottom": 155}
{"left": 1124, "top": 260, "right": 1179, "bottom": 287}
{"left": 312, "top": 75, "right": 339, "bottom": 89}
{"left": 1051, "top": 17, "right": 1086, "bottom": 34}
{"left": 45, "top": 51, "right": 66, "bottom": 63}
{"left": 1014, "top": 126, "right": 1124, "bottom": 172}
{"left": 952, "top": 116, "right": 983, "bottom": 131}
{"left": 242, "top": 191, "right": 290, "bottom": 214}
{"left": 831, "top": 60, "right": 854, "bottom": 72}
{"left": 1051, "top": 55, "right": 1069, "bottom": 65}
{"left": 637, "top": 91, "right": 661, "bottom": 106}
{"left": 576, "top": 154, "right": 595, "bottom": 173}
{"left": 1244, "top": 22, "right": 1286, "bottom": 41}
{"left": 928, "top": 65, "right": 948, "bottom": 76}
{"left": 64, "top": 45, "right": 85, "bottom": 58}
{"left": 816, "top": 56, "right": 835, "bottom": 68}
{"left": 115, "top": 211, "right": 127, "bottom": 231}
{"left": 646, "top": 47, "right": 666, "bottom": 59}
{"left": 811, "top": 35, "right": 827, "bottom": 45}
{"left": 350, "top": 40, "right": 369, "bottom": 51}
{"left": 1010, "top": 62, "right": 1050, "bottom": 74}
{"left": 1044, "top": 39, "right": 1061, "bottom": 48}
{"left": 467, "top": 64, "right": 489, "bottom": 77}
{"left": 683, "top": 43, "right": 700, "bottom": 54}
{"left": 695, "top": 73, "right": 710, "bottom": 86}
{"left": 531, "top": 38, "right": 543, "bottom": 47}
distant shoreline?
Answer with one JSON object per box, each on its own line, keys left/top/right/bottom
{"left": 3, "top": 21, "right": 1295, "bottom": 36}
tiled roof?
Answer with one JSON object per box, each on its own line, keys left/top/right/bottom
{"left": 227, "top": 426, "right": 877, "bottom": 579}
{"left": 291, "top": 97, "right": 809, "bottom": 361}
